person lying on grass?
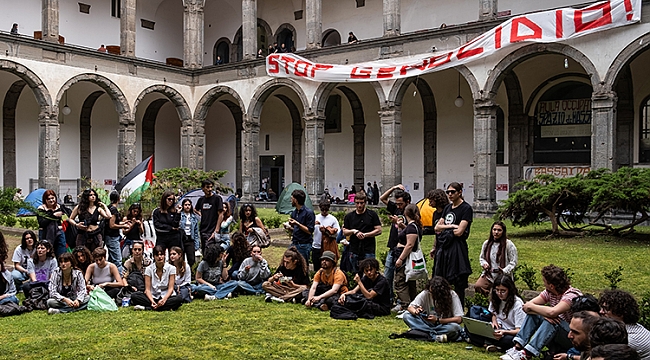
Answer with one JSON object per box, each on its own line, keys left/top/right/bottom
{"left": 85, "top": 247, "right": 124, "bottom": 300}
{"left": 131, "top": 245, "right": 183, "bottom": 311}
{"left": 337, "top": 257, "right": 390, "bottom": 316}
{"left": 263, "top": 246, "right": 310, "bottom": 303}
{"left": 304, "top": 251, "right": 348, "bottom": 311}
{"left": 191, "top": 243, "right": 238, "bottom": 300}
{"left": 47, "top": 252, "right": 88, "bottom": 314}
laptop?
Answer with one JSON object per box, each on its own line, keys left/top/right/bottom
{"left": 462, "top": 316, "right": 497, "bottom": 339}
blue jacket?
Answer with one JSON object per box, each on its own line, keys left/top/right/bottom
{"left": 180, "top": 212, "right": 199, "bottom": 241}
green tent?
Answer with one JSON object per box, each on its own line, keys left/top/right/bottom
{"left": 275, "top": 182, "right": 314, "bottom": 214}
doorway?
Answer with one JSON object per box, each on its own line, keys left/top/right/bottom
{"left": 260, "top": 155, "right": 285, "bottom": 195}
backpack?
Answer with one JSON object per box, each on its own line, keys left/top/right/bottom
{"left": 23, "top": 282, "right": 49, "bottom": 311}
{"left": 126, "top": 268, "right": 146, "bottom": 292}
{"left": 0, "top": 301, "right": 27, "bottom": 317}
{"left": 330, "top": 304, "right": 358, "bottom": 320}
{"left": 467, "top": 305, "right": 492, "bottom": 322}
{"left": 388, "top": 329, "right": 435, "bottom": 341}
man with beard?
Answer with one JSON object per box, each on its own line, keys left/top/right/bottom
{"left": 284, "top": 189, "right": 315, "bottom": 265}
{"left": 554, "top": 311, "right": 599, "bottom": 360}
{"left": 304, "top": 251, "right": 348, "bottom": 311}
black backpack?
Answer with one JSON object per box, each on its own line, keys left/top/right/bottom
{"left": 23, "top": 282, "right": 49, "bottom": 311}
{"left": 388, "top": 329, "right": 435, "bottom": 342}
{"left": 330, "top": 304, "right": 358, "bottom": 320}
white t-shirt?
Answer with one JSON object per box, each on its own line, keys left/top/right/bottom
{"left": 489, "top": 296, "right": 526, "bottom": 330}
{"left": 175, "top": 263, "right": 192, "bottom": 287}
{"left": 12, "top": 246, "right": 35, "bottom": 269}
{"left": 313, "top": 213, "right": 340, "bottom": 249}
{"left": 409, "top": 289, "right": 464, "bottom": 318}
{"left": 145, "top": 262, "right": 177, "bottom": 299}
{"left": 27, "top": 257, "right": 58, "bottom": 282}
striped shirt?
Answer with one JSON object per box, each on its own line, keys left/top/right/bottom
{"left": 539, "top": 286, "right": 582, "bottom": 322}
{"left": 627, "top": 323, "right": 650, "bottom": 360}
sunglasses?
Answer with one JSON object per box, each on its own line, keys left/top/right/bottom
{"left": 446, "top": 190, "right": 458, "bottom": 195}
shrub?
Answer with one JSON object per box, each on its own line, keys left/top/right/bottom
{"left": 0, "top": 187, "right": 25, "bottom": 216}
{"left": 515, "top": 263, "right": 539, "bottom": 291}
{"left": 640, "top": 292, "right": 650, "bottom": 329}
{"left": 376, "top": 207, "right": 391, "bottom": 227}
{"left": 4, "top": 215, "right": 17, "bottom": 227}
{"left": 603, "top": 266, "right": 624, "bottom": 289}
{"left": 331, "top": 211, "right": 347, "bottom": 226}
{"left": 465, "top": 293, "right": 489, "bottom": 309}
{"left": 18, "top": 217, "right": 38, "bottom": 230}
{"left": 261, "top": 216, "right": 283, "bottom": 229}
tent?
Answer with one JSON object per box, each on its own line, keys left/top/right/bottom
{"left": 17, "top": 188, "right": 46, "bottom": 216}
{"left": 416, "top": 197, "right": 437, "bottom": 235}
{"left": 275, "top": 183, "right": 313, "bottom": 214}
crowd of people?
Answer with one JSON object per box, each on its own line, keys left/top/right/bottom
{"left": 0, "top": 179, "right": 648, "bottom": 360}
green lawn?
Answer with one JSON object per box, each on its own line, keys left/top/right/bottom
{"left": 1, "top": 218, "right": 649, "bottom": 359}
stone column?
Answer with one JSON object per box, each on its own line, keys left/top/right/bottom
{"left": 479, "top": 0, "right": 498, "bottom": 21}
{"left": 180, "top": 119, "right": 203, "bottom": 170}
{"left": 183, "top": 0, "right": 205, "bottom": 69}
{"left": 351, "top": 123, "right": 366, "bottom": 191}
{"left": 379, "top": 107, "right": 402, "bottom": 189}
{"left": 508, "top": 112, "right": 527, "bottom": 193}
{"left": 120, "top": 0, "right": 136, "bottom": 57}
{"left": 473, "top": 99, "right": 498, "bottom": 213}
{"left": 117, "top": 121, "right": 136, "bottom": 180}
{"left": 304, "top": 115, "right": 325, "bottom": 200}
{"left": 242, "top": 118, "right": 260, "bottom": 200}
{"left": 242, "top": 0, "right": 257, "bottom": 60}
{"left": 42, "top": 0, "right": 59, "bottom": 43}
{"left": 305, "top": 0, "right": 322, "bottom": 49}
{"left": 591, "top": 91, "right": 617, "bottom": 171}
{"left": 38, "top": 111, "right": 60, "bottom": 193}
{"left": 382, "top": 0, "right": 400, "bottom": 37}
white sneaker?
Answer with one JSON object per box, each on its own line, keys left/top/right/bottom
{"left": 47, "top": 308, "right": 60, "bottom": 315}
{"left": 270, "top": 296, "right": 284, "bottom": 303}
{"left": 391, "top": 304, "right": 403, "bottom": 313}
{"left": 435, "top": 334, "right": 447, "bottom": 343}
{"left": 133, "top": 305, "right": 146, "bottom": 311}
{"left": 265, "top": 294, "right": 273, "bottom": 303}
{"left": 204, "top": 295, "right": 216, "bottom": 301}
{"left": 226, "top": 293, "right": 232, "bottom": 299}
{"left": 500, "top": 348, "right": 527, "bottom": 360}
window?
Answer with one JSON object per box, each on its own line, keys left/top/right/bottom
{"left": 639, "top": 96, "right": 650, "bottom": 162}
{"left": 294, "top": 10, "right": 303, "bottom": 20}
{"left": 111, "top": 0, "right": 121, "bottom": 18}
{"left": 322, "top": 30, "right": 341, "bottom": 47}
{"left": 325, "top": 95, "right": 341, "bottom": 133}
{"left": 141, "top": 19, "right": 155, "bottom": 30}
{"left": 78, "top": 3, "right": 90, "bottom": 14}
{"left": 356, "top": 0, "right": 365, "bottom": 7}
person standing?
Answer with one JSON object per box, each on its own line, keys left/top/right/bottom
{"left": 475, "top": 221, "right": 518, "bottom": 296}
{"left": 10, "top": 23, "right": 18, "bottom": 35}
{"left": 195, "top": 179, "right": 224, "bottom": 251}
{"left": 380, "top": 184, "right": 411, "bottom": 309}
{"left": 283, "top": 189, "right": 315, "bottom": 265}
{"left": 366, "top": 182, "right": 374, "bottom": 205}
{"left": 372, "top": 181, "right": 380, "bottom": 206}
{"left": 105, "top": 191, "right": 128, "bottom": 274}
{"left": 433, "top": 182, "right": 473, "bottom": 306}
{"left": 37, "top": 189, "right": 68, "bottom": 257}
{"left": 313, "top": 200, "right": 340, "bottom": 271}
{"left": 152, "top": 191, "right": 182, "bottom": 253}
{"left": 342, "top": 193, "right": 382, "bottom": 273}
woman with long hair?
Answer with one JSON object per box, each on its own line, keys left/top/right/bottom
{"left": 433, "top": 182, "right": 473, "bottom": 306}
{"left": 70, "top": 189, "right": 111, "bottom": 253}
{"left": 262, "top": 246, "right": 310, "bottom": 303}
{"left": 11, "top": 230, "right": 36, "bottom": 290}
{"left": 191, "top": 243, "right": 238, "bottom": 300}
{"left": 226, "top": 231, "right": 250, "bottom": 279}
{"left": 475, "top": 221, "right": 518, "bottom": 295}
{"left": 402, "top": 276, "right": 464, "bottom": 342}
{"left": 169, "top": 246, "right": 192, "bottom": 302}
{"left": 152, "top": 191, "right": 181, "bottom": 253}
{"left": 179, "top": 198, "right": 199, "bottom": 268}
{"left": 467, "top": 274, "right": 525, "bottom": 351}
{"left": 0, "top": 231, "right": 19, "bottom": 305}
{"left": 219, "top": 202, "right": 234, "bottom": 246}
{"left": 37, "top": 189, "right": 68, "bottom": 256}
{"left": 131, "top": 245, "right": 183, "bottom": 311}
{"left": 47, "top": 252, "right": 88, "bottom": 314}
{"left": 72, "top": 246, "right": 93, "bottom": 275}
{"left": 23, "top": 240, "right": 58, "bottom": 293}
{"left": 393, "top": 203, "right": 422, "bottom": 311}
{"left": 123, "top": 203, "right": 144, "bottom": 242}
{"left": 427, "top": 188, "right": 450, "bottom": 260}
{"left": 238, "top": 203, "right": 268, "bottom": 238}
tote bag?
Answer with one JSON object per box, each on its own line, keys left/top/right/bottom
{"left": 405, "top": 226, "right": 428, "bottom": 281}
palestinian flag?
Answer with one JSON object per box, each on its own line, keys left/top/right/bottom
{"left": 115, "top": 155, "right": 154, "bottom": 201}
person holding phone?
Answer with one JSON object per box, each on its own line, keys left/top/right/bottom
{"left": 152, "top": 191, "right": 182, "bottom": 253}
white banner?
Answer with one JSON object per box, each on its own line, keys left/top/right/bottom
{"left": 266, "top": 0, "right": 641, "bottom": 82}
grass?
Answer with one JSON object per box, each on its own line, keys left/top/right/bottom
{"left": 1, "top": 218, "right": 650, "bottom": 359}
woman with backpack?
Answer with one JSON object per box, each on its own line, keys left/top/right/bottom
{"left": 122, "top": 241, "right": 151, "bottom": 293}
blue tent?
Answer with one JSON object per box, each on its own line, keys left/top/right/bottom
{"left": 17, "top": 188, "right": 45, "bottom": 216}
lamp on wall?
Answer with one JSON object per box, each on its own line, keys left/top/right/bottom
{"left": 454, "top": 72, "right": 464, "bottom": 108}
{"left": 62, "top": 92, "right": 71, "bottom": 116}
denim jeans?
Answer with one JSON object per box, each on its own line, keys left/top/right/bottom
{"left": 384, "top": 249, "right": 396, "bottom": 303}
{"left": 40, "top": 229, "right": 67, "bottom": 257}
{"left": 11, "top": 270, "right": 29, "bottom": 290}
{"left": 191, "top": 281, "right": 239, "bottom": 299}
{"left": 236, "top": 281, "right": 264, "bottom": 295}
{"left": 291, "top": 242, "right": 312, "bottom": 265}
{"left": 104, "top": 235, "right": 124, "bottom": 274}
{"left": 0, "top": 295, "right": 19, "bottom": 305}
{"left": 349, "top": 252, "right": 375, "bottom": 274}
{"left": 513, "top": 314, "right": 572, "bottom": 356}
{"left": 402, "top": 312, "right": 462, "bottom": 341}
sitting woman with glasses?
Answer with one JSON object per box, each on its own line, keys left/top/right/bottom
{"left": 474, "top": 221, "right": 518, "bottom": 296}
{"left": 69, "top": 189, "right": 111, "bottom": 253}
{"left": 467, "top": 274, "right": 525, "bottom": 352}
{"left": 153, "top": 191, "right": 182, "bottom": 253}
{"left": 433, "top": 182, "right": 473, "bottom": 306}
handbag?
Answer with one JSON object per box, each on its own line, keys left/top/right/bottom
{"left": 87, "top": 287, "right": 118, "bottom": 311}
{"left": 247, "top": 227, "right": 271, "bottom": 248}
{"left": 405, "top": 226, "right": 428, "bottom": 281}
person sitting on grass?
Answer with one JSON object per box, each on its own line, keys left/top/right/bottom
{"left": 588, "top": 317, "right": 629, "bottom": 351}
{"left": 47, "top": 252, "right": 88, "bottom": 315}
{"left": 598, "top": 289, "right": 650, "bottom": 359}
{"left": 304, "top": 251, "right": 348, "bottom": 311}
{"left": 72, "top": 246, "right": 93, "bottom": 276}
{"left": 23, "top": 240, "right": 58, "bottom": 294}
{"left": 402, "top": 276, "right": 464, "bottom": 342}
{"left": 337, "top": 257, "right": 391, "bottom": 317}
{"left": 501, "top": 264, "right": 583, "bottom": 360}
{"left": 590, "top": 344, "right": 640, "bottom": 360}
{"left": 122, "top": 241, "right": 151, "bottom": 293}
{"left": 237, "top": 245, "right": 271, "bottom": 295}
{"left": 191, "top": 243, "right": 238, "bottom": 300}
{"left": 169, "top": 246, "right": 192, "bottom": 303}
{"left": 555, "top": 294, "right": 602, "bottom": 360}
{"left": 131, "top": 245, "right": 183, "bottom": 311}
{"left": 226, "top": 231, "right": 250, "bottom": 279}
{"left": 263, "top": 246, "right": 310, "bottom": 303}
{"left": 11, "top": 230, "right": 36, "bottom": 290}
{"left": 85, "top": 248, "right": 124, "bottom": 300}
{"left": 0, "top": 231, "right": 19, "bottom": 305}
{"left": 467, "top": 274, "right": 525, "bottom": 352}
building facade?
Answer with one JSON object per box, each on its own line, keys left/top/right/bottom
{"left": 1, "top": 0, "right": 650, "bottom": 214}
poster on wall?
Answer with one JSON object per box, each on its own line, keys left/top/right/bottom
{"left": 523, "top": 166, "right": 591, "bottom": 180}
{"left": 537, "top": 99, "right": 591, "bottom": 137}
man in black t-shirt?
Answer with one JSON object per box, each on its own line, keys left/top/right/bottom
{"left": 343, "top": 193, "right": 382, "bottom": 273}
{"left": 379, "top": 184, "right": 411, "bottom": 307}
{"left": 195, "top": 179, "right": 224, "bottom": 252}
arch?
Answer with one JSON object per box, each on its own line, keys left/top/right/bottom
{"left": 338, "top": 86, "right": 366, "bottom": 190}
{"left": 603, "top": 32, "right": 650, "bottom": 91}
{"left": 0, "top": 59, "right": 52, "bottom": 113}
{"left": 133, "top": 84, "right": 192, "bottom": 125}
{"left": 275, "top": 23, "right": 297, "bottom": 51}
{"left": 484, "top": 43, "right": 600, "bottom": 98}
{"left": 313, "top": 81, "right": 385, "bottom": 117}
{"left": 322, "top": 29, "right": 341, "bottom": 47}
{"left": 3, "top": 80, "right": 26, "bottom": 188}
{"left": 194, "top": 85, "right": 246, "bottom": 122}
{"left": 56, "top": 73, "right": 131, "bottom": 123}
{"left": 220, "top": 99, "right": 244, "bottom": 191}
{"left": 79, "top": 91, "right": 105, "bottom": 188}
{"left": 274, "top": 94, "right": 303, "bottom": 183}
{"left": 249, "top": 78, "right": 309, "bottom": 121}
{"left": 523, "top": 73, "right": 591, "bottom": 116}
{"left": 232, "top": 18, "right": 274, "bottom": 62}
{"left": 141, "top": 98, "right": 168, "bottom": 165}
{"left": 213, "top": 37, "right": 231, "bottom": 65}
{"left": 387, "top": 66, "right": 479, "bottom": 107}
